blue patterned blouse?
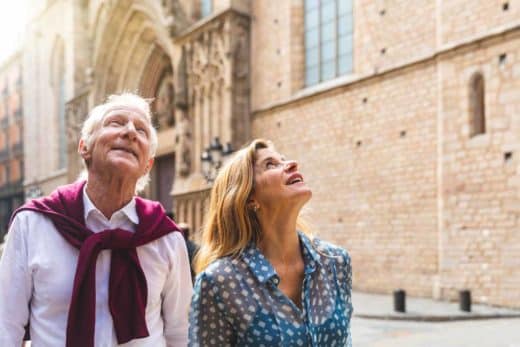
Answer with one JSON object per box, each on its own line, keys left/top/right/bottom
{"left": 189, "top": 232, "right": 353, "bottom": 346}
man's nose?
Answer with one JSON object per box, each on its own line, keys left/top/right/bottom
{"left": 284, "top": 160, "right": 298, "bottom": 172}
{"left": 123, "top": 121, "right": 137, "bottom": 138}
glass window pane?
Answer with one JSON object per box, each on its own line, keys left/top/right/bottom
{"left": 201, "top": 0, "right": 212, "bottom": 17}
{"left": 321, "top": 59, "right": 336, "bottom": 81}
{"left": 321, "top": 40, "right": 336, "bottom": 61}
{"left": 339, "top": 0, "right": 353, "bottom": 15}
{"left": 305, "top": 0, "right": 319, "bottom": 10}
{"left": 321, "top": 21, "right": 335, "bottom": 42}
{"left": 305, "top": 28, "right": 319, "bottom": 49}
{"left": 306, "top": 47, "right": 319, "bottom": 67}
{"left": 305, "top": 8, "right": 319, "bottom": 29}
{"left": 306, "top": 65, "right": 319, "bottom": 86}
{"left": 338, "top": 14, "right": 353, "bottom": 36}
{"left": 321, "top": 1, "right": 336, "bottom": 23}
{"left": 338, "top": 34, "right": 353, "bottom": 55}
{"left": 338, "top": 54, "right": 353, "bottom": 75}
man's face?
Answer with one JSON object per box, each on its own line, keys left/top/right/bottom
{"left": 80, "top": 108, "right": 154, "bottom": 182}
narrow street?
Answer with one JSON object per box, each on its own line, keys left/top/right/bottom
{"left": 352, "top": 316, "right": 520, "bottom": 347}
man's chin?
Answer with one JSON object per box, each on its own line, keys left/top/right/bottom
{"left": 104, "top": 159, "right": 142, "bottom": 177}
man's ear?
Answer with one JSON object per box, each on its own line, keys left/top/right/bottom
{"left": 145, "top": 158, "right": 154, "bottom": 174}
{"left": 78, "top": 139, "right": 91, "bottom": 162}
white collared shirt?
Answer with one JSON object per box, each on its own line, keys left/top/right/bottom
{"left": 0, "top": 187, "right": 192, "bottom": 346}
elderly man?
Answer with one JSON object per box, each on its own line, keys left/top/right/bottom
{"left": 0, "top": 93, "right": 192, "bottom": 346}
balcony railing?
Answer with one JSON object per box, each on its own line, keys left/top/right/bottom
{"left": 173, "top": 188, "right": 211, "bottom": 241}
{"left": 11, "top": 142, "right": 22, "bottom": 156}
{"left": 0, "top": 179, "right": 24, "bottom": 196}
{"left": 0, "top": 149, "right": 8, "bottom": 162}
{"left": 14, "top": 107, "right": 22, "bottom": 120}
{"left": 0, "top": 117, "right": 8, "bottom": 129}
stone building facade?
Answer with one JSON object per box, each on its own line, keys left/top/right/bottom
{"left": 0, "top": 53, "right": 24, "bottom": 242}
{"left": 21, "top": 0, "right": 520, "bottom": 308}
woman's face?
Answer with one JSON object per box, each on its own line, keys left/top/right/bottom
{"left": 250, "top": 147, "right": 312, "bottom": 210}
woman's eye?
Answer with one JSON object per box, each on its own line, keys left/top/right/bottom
{"left": 266, "top": 161, "right": 280, "bottom": 169}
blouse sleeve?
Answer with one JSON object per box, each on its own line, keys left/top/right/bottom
{"left": 337, "top": 250, "right": 353, "bottom": 302}
{"left": 188, "top": 272, "right": 235, "bottom": 347}
{"left": 338, "top": 249, "right": 353, "bottom": 346}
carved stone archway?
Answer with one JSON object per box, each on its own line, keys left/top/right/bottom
{"left": 172, "top": 9, "right": 251, "bottom": 236}
{"left": 66, "top": 1, "right": 192, "bottom": 210}
{"left": 138, "top": 46, "right": 178, "bottom": 210}
{"left": 89, "top": 1, "right": 185, "bottom": 103}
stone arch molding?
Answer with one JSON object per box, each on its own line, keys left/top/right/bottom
{"left": 89, "top": 0, "right": 188, "bottom": 102}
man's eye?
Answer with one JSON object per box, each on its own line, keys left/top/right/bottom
{"left": 137, "top": 128, "right": 148, "bottom": 136}
{"left": 109, "top": 120, "right": 123, "bottom": 126}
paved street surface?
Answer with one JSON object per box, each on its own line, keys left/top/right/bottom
{"left": 352, "top": 316, "right": 520, "bottom": 347}
{"left": 352, "top": 291, "right": 520, "bottom": 320}
{"left": 351, "top": 291, "right": 520, "bottom": 347}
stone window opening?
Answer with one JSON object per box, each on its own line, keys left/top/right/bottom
{"left": 468, "top": 72, "right": 486, "bottom": 137}
{"left": 200, "top": 0, "right": 212, "bottom": 18}
{"left": 304, "top": 0, "right": 353, "bottom": 86}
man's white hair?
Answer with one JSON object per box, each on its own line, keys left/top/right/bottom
{"left": 78, "top": 92, "right": 158, "bottom": 193}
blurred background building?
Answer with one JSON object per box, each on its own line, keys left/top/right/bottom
{"left": 0, "top": 53, "right": 24, "bottom": 242}
{"left": 10, "top": 0, "right": 520, "bottom": 308}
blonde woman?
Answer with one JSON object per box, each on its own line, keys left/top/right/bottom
{"left": 189, "top": 139, "right": 353, "bottom": 346}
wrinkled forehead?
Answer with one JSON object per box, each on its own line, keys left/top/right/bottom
{"left": 102, "top": 105, "right": 150, "bottom": 122}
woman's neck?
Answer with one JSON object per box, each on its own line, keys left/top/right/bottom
{"left": 257, "top": 208, "right": 301, "bottom": 265}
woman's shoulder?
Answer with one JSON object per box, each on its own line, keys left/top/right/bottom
{"left": 310, "top": 236, "right": 351, "bottom": 267}
{"left": 196, "top": 256, "right": 238, "bottom": 285}
{"left": 309, "top": 237, "right": 352, "bottom": 291}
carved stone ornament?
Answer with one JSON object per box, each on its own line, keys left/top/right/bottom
{"left": 154, "top": 74, "right": 176, "bottom": 129}
{"left": 161, "top": 0, "right": 190, "bottom": 36}
{"left": 175, "top": 110, "right": 192, "bottom": 176}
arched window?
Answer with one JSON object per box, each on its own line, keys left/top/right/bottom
{"left": 469, "top": 72, "right": 485, "bottom": 137}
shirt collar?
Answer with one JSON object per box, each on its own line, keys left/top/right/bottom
{"left": 298, "top": 231, "right": 322, "bottom": 274}
{"left": 241, "top": 246, "right": 278, "bottom": 284}
{"left": 241, "top": 231, "right": 322, "bottom": 284}
{"left": 82, "top": 184, "right": 139, "bottom": 225}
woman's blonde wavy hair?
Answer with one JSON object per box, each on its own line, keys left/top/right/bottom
{"left": 194, "top": 139, "right": 311, "bottom": 273}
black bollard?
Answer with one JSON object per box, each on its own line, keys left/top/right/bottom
{"left": 393, "top": 289, "right": 406, "bottom": 312}
{"left": 459, "top": 290, "right": 471, "bottom": 312}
